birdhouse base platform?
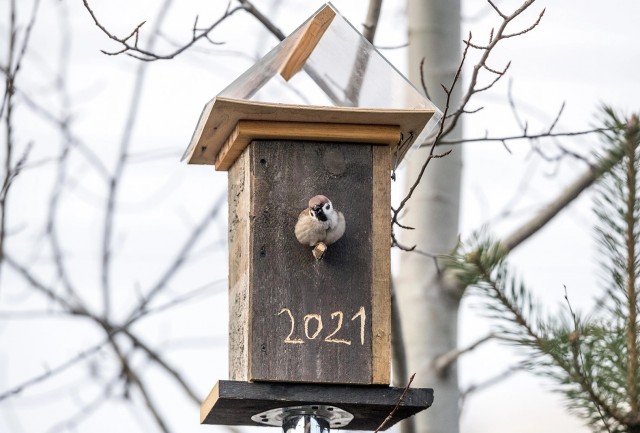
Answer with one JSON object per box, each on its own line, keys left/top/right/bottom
{"left": 201, "top": 380, "right": 433, "bottom": 431}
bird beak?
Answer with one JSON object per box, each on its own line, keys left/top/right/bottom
{"left": 312, "top": 204, "right": 327, "bottom": 221}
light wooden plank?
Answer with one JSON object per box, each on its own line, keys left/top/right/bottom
{"left": 371, "top": 145, "right": 391, "bottom": 384}
{"left": 215, "top": 120, "right": 400, "bottom": 171}
{"left": 184, "top": 97, "right": 435, "bottom": 167}
{"left": 200, "top": 381, "right": 220, "bottom": 423}
{"left": 228, "top": 149, "right": 252, "bottom": 382}
{"left": 182, "top": 98, "right": 215, "bottom": 162}
{"left": 279, "top": 5, "right": 336, "bottom": 81}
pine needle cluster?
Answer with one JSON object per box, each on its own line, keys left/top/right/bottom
{"left": 451, "top": 108, "right": 640, "bottom": 433}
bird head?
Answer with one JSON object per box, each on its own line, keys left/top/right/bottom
{"left": 308, "top": 195, "right": 333, "bottom": 222}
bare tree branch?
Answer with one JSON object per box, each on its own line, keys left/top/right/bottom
{"left": 125, "top": 193, "right": 226, "bottom": 325}
{"left": 433, "top": 334, "right": 494, "bottom": 374}
{"left": 443, "top": 1, "right": 544, "bottom": 137}
{"left": 108, "top": 337, "right": 173, "bottom": 433}
{"left": 459, "top": 366, "right": 520, "bottom": 409}
{"left": 501, "top": 141, "right": 625, "bottom": 252}
{"left": 436, "top": 128, "right": 608, "bottom": 146}
{"left": 391, "top": 280, "right": 408, "bottom": 386}
{"left": 45, "top": 379, "right": 116, "bottom": 433}
{"left": 81, "top": 0, "right": 243, "bottom": 61}
{"left": 343, "top": 0, "right": 384, "bottom": 105}
{"left": 362, "top": 0, "right": 383, "bottom": 43}
{"left": 4, "top": 254, "right": 84, "bottom": 313}
{"left": 7, "top": 85, "right": 110, "bottom": 179}
{"left": 374, "top": 373, "right": 416, "bottom": 433}
{"left": 238, "top": 0, "right": 286, "bottom": 41}
{"left": 0, "top": 340, "right": 107, "bottom": 401}
{"left": 390, "top": 30, "right": 469, "bottom": 238}
{"left": 45, "top": 4, "right": 85, "bottom": 306}
{"left": 0, "top": 0, "right": 41, "bottom": 275}
{"left": 101, "top": 0, "right": 173, "bottom": 319}
{"left": 132, "top": 375, "right": 172, "bottom": 433}
{"left": 124, "top": 329, "right": 200, "bottom": 404}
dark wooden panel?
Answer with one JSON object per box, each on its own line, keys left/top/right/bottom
{"left": 249, "top": 140, "right": 374, "bottom": 384}
{"left": 201, "top": 380, "right": 434, "bottom": 431}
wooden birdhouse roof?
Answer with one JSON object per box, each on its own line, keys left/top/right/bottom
{"left": 182, "top": 2, "right": 442, "bottom": 170}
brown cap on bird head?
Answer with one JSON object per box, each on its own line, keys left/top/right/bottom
{"left": 308, "top": 195, "right": 330, "bottom": 209}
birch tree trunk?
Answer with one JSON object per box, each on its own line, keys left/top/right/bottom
{"left": 395, "top": 2, "right": 462, "bottom": 433}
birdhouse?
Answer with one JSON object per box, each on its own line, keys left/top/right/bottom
{"left": 184, "top": 3, "right": 441, "bottom": 430}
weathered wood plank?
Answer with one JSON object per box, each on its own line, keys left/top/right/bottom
{"left": 249, "top": 140, "right": 374, "bottom": 384}
{"left": 228, "top": 149, "right": 252, "bottom": 381}
{"left": 201, "top": 380, "right": 434, "bottom": 431}
{"left": 215, "top": 120, "right": 400, "bottom": 171}
{"left": 371, "top": 145, "right": 391, "bottom": 384}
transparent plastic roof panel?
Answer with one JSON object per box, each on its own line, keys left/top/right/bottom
{"left": 184, "top": 2, "right": 442, "bottom": 168}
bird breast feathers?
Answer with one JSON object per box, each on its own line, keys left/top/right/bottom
{"left": 295, "top": 208, "right": 345, "bottom": 246}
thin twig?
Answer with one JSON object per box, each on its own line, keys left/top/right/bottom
{"left": 437, "top": 128, "right": 607, "bottom": 146}
{"left": 442, "top": 0, "right": 543, "bottom": 138}
{"left": 563, "top": 287, "right": 613, "bottom": 433}
{"left": 390, "top": 30, "right": 469, "bottom": 228}
{"left": 238, "top": 0, "right": 286, "bottom": 40}
{"left": 459, "top": 365, "right": 520, "bottom": 410}
{"left": 124, "top": 193, "right": 226, "bottom": 325}
{"left": 45, "top": 378, "right": 117, "bottom": 433}
{"left": 362, "top": 0, "right": 383, "bottom": 43}
{"left": 374, "top": 373, "right": 416, "bottom": 433}
{"left": 432, "top": 333, "right": 494, "bottom": 374}
{"left": 100, "top": 0, "right": 173, "bottom": 319}
{"left": 125, "top": 330, "right": 200, "bottom": 404}
{"left": 81, "top": 0, "right": 242, "bottom": 61}
{"left": 501, "top": 141, "right": 626, "bottom": 252}
{"left": 0, "top": 340, "right": 107, "bottom": 401}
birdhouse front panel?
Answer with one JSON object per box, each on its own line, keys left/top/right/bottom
{"left": 228, "top": 139, "right": 390, "bottom": 385}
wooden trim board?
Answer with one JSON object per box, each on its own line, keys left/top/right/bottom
{"left": 279, "top": 5, "right": 336, "bottom": 81}
{"left": 215, "top": 120, "right": 400, "bottom": 170}
{"left": 183, "top": 97, "right": 435, "bottom": 168}
{"left": 371, "top": 145, "right": 391, "bottom": 384}
{"left": 228, "top": 149, "right": 252, "bottom": 381}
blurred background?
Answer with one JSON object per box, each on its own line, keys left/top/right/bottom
{"left": 1, "top": 1, "right": 639, "bottom": 432}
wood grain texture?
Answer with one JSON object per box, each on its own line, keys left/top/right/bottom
{"left": 371, "top": 145, "right": 391, "bottom": 384}
{"left": 279, "top": 5, "right": 336, "bottom": 81}
{"left": 200, "top": 380, "right": 434, "bottom": 430}
{"left": 248, "top": 140, "right": 374, "bottom": 384}
{"left": 228, "top": 149, "right": 252, "bottom": 381}
{"left": 215, "top": 120, "right": 400, "bottom": 171}
{"left": 183, "top": 97, "right": 435, "bottom": 167}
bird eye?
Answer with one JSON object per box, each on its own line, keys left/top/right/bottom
{"left": 325, "top": 203, "right": 331, "bottom": 210}
{"left": 309, "top": 210, "right": 315, "bottom": 217}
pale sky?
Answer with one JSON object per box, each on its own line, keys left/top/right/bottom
{"left": 1, "top": 1, "right": 639, "bottom": 433}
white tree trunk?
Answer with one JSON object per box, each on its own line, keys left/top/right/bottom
{"left": 396, "top": 2, "right": 462, "bottom": 433}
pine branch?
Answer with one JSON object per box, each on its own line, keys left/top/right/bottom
{"left": 444, "top": 110, "right": 640, "bottom": 433}
{"left": 453, "top": 232, "right": 630, "bottom": 430}
{"left": 622, "top": 115, "right": 640, "bottom": 415}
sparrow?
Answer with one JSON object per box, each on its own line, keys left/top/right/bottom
{"left": 295, "top": 195, "right": 346, "bottom": 259}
